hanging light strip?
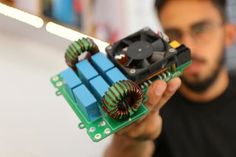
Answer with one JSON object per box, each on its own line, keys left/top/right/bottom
{"left": 0, "top": 2, "right": 44, "bottom": 28}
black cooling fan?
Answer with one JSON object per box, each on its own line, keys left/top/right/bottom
{"left": 106, "top": 27, "right": 180, "bottom": 84}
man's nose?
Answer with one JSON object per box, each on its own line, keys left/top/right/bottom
{"left": 181, "top": 33, "right": 197, "bottom": 55}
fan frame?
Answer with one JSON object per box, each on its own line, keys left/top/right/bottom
{"left": 106, "top": 27, "right": 188, "bottom": 84}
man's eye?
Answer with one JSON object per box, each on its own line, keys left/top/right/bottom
{"left": 192, "top": 25, "right": 208, "bottom": 34}
{"left": 165, "top": 30, "right": 182, "bottom": 39}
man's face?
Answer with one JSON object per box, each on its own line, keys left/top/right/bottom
{"left": 159, "top": 0, "right": 226, "bottom": 91}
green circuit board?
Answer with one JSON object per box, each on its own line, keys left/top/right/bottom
{"left": 50, "top": 61, "right": 191, "bottom": 142}
{"left": 50, "top": 27, "right": 192, "bottom": 142}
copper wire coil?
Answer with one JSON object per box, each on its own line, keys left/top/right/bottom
{"left": 65, "top": 38, "right": 99, "bottom": 70}
{"left": 102, "top": 80, "right": 144, "bottom": 120}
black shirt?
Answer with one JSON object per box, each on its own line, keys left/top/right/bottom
{"left": 154, "top": 74, "right": 236, "bottom": 157}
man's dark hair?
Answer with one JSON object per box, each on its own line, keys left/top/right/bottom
{"left": 155, "top": 0, "right": 227, "bottom": 22}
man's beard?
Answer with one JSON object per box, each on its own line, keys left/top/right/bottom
{"left": 181, "top": 50, "right": 225, "bottom": 93}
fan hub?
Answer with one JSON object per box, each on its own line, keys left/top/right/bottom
{"left": 127, "top": 41, "right": 153, "bottom": 60}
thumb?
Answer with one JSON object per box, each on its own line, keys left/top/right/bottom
{"left": 146, "top": 80, "right": 167, "bottom": 110}
{"left": 146, "top": 78, "right": 181, "bottom": 112}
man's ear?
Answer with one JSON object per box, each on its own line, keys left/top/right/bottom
{"left": 224, "top": 23, "right": 236, "bottom": 47}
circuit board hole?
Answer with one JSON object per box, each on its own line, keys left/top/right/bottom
{"left": 56, "top": 91, "right": 61, "bottom": 96}
{"left": 52, "top": 76, "right": 59, "bottom": 82}
{"left": 78, "top": 123, "right": 85, "bottom": 129}
{"left": 89, "top": 127, "right": 96, "bottom": 132}
{"left": 56, "top": 81, "right": 63, "bottom": 87}
{"left": 94, "top": 134, "right": 102, "bottom": 140}
{"left": 104, "top": 128, "right": 111, "bottom": 135}
{"left": 99, "top": 121, "right": 106, "bottom": 127}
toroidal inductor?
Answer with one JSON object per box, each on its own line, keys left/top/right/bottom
{"left": 102, "top": 80, "right": 144, "bottom": 120}
{"left": 65, "top": 37, "right": 99, "bottom": 70}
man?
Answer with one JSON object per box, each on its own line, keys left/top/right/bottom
{"left": 105, "top": 0, "right": 236, "bottom": 157}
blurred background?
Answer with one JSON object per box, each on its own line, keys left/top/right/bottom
{"left": 0, "top": 0, "right": 235, "bottom": 157}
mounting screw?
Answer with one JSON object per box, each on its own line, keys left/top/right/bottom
{"left": 130, "top": 69, "right": 136, "bottom": 74}
{"left": 169, "top": 48, "right": 176, "bottom": 53}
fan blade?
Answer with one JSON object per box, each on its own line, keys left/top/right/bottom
{"left": 125, "top": 58, "right": 150, "bottom": 69}
{"left": 141, "top": 59, "right": 150, "bottom": 68}
{"left": 151, "top": 39, "right": 165, "bottom": 51}
{"left": 148, "top": 51, "right": 165, "bottom": 63}
{"left": 125, "top": 58, "right": 134, "bottom": 67}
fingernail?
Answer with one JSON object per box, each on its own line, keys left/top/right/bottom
{"left": 155, "top": 84, "right": 166, "bottom": 96}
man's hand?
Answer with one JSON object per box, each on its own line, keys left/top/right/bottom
{"left": 117, "top": 77, "right": 181, "bottom": 140}
{"left": 105, "top": 78, "right": 181, "bottom": 157}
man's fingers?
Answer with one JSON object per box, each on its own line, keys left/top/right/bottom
{"left": 116, "top": 113, "right": 163, "bottom": 140}
{"left": 147, "top": 77, "right": 181, "bottom": 111}
{"left": 157, "top": 78, "right": 181, "bottom": 110}
{"left": 116, "top": 78, "right": 181, "bottom": 139}
{"left": 146, "top": 80, "right": 167, "bottom": 109}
